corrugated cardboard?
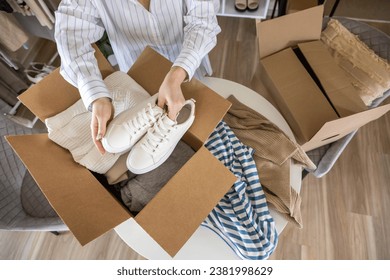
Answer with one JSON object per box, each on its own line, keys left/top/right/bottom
{"left": 6, "top": 133, "right": 130, "bottom": 245}
{"left": 257, "top": 5, "right": 323, "bottom": 59}
{"left": 261, "top": 47, "right": 338, "bottom": 142}
{"left": 135, "top": 146, "right": 234, "bottom": 257}
{"left": 257, "top": 5, "right": 390, "bottom": 151}
{"left": 298, "top": 41, "right": 367, "bottom": 117}
{"left": 6, "top": 46, "right": 236, "bottom": 257}
{"left": 286, "top": 0, "right": 318, "bottom": 14}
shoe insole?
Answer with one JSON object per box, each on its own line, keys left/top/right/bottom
{"left": 176, "top": 103, "right": 191, "bottom": 125}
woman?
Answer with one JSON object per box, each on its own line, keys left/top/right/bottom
{"left": 54, "top": 0, "right": 221, "bottom": 154}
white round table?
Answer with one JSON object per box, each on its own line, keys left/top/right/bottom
{"left": 114, "top": 77, "right": 302, "bottom": 260}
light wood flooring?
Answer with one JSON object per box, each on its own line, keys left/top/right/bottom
{"left": 1, "top": 1, "right": 389, "bottom": 260}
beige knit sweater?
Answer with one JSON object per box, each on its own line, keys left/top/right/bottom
{"left": 45, "top": 71, "right": 150, "bottom": 174}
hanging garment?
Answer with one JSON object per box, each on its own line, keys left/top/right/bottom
{"left": 0, "top": 0, "right": 13, "bottom": 12}
{"left": 7, "top": 0, "right": 31, "bottom": 15}
{"left": 45, "top": 71, "right": 150, "bottom": 174}
{"left": 202, "top": 121, "right": 278, "bottom": 260}
{"left": 223, "top": 95, "right": 316, "bottom": 228}
{"left": 38, "top": 0, "right": 55, "bottom": 23}
{"left": 24, "top": 0, "right": 53, "bottom": 29}
{"left": 0, "top": 11, "right": 29, "bottom": 52}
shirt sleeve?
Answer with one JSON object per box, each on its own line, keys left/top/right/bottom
{"left": 54, "top": 0, "right": 111, "bottom": 110}
{"left": 173, "top": 0, "right": 221, "bottom": 80}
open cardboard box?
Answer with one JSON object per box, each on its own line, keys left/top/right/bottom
{"left": 257, "top": 5, "right": 390, "bottom": 151}
{"left": 5, "top": 46, "right": 236, "bottom": 257}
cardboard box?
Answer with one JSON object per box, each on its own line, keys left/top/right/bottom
{"left": 257, "top": 5, "right": 390, "bottom": 151}
{"left": 5, "top": 46, "right": 236, "bottom": 257}
{"left": 286, "top": 0, "right": 319, "bottom": 14}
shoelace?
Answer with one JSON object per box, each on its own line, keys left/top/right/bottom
{"left": 124, "top": 103, "right": 159, "bottom": 135}
{"left": 141, "top": 115, "right": 176, "bottom": 154}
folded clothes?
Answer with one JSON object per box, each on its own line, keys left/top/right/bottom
{"left": 119, "top": 140, "right": 195, "bottom": 213}
{"left": 203, "top": 121, "right": 278, "bottom": 260}
{"left": 224, "top": 95, "right": 316, "bottom": 228}
{"left": 45, "top": 71, "right": 150, "bottom": 174}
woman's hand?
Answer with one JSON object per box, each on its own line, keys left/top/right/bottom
{"left": 157, "top": 66, "right": 187, "bottom": 120}
{"left": 91, "top": 97, "right": 113, "bottom": 154}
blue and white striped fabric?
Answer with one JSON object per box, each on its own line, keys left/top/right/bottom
{"left": 202, "top": 121, "right": 278, "bottom": 260}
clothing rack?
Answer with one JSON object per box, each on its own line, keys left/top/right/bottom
{"left": 0, "top": 1, "right": 61, "bottom": 114}
{"left": 0, "top": 48, "right": 19, "bottom": 70}
{"left": 2, "top": 0, "right": 60, "bottom": 29}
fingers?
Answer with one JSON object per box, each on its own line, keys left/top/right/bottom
{"left": 157, "top": 66, "right": 188, "bottom": 120}
{"left": 157, "top": 88, "right": 185, "bottom": 121}
{"left": 91, "top": 114, "right": 107, "bottom": 155}
{"left": 157, "top": 95, "right": 166, "bottom": 110}
{"left": 167, "top": 102, "right": 183, "bottom": 120}
{"left": 158, "top": 94, "right": 185, "bottom": 120}
{"left": 91, "top": 97, "right": 113, "bottom": 155}
{"left": 96, "top": 118, "right": 107, "bottom": 141}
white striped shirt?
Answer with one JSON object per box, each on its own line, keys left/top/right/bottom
{"left": 54, "top": 0, "right": 221, "bottom": 109}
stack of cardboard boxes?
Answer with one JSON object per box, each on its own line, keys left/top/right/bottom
{"left": 257, "top": 5, "right": 390, "bottom": 151}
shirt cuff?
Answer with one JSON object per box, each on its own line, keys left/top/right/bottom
{"left": 78, "top": 77, "right": 112, "bottom": 111}
{"left": 173, "top": 48, "right": 202, "bottom": 81}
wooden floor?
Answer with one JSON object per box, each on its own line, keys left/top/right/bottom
{"left": 1, "top": 1, "right": 389, "bottom": 260}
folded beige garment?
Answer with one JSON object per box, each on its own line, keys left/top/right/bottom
{"left": 45, "top": 71, "right": 150, "bottom": 174}
{"left": 321, "top": 19, "right": 390, "bottom": 106}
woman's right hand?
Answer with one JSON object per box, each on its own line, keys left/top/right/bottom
{"left": 91, "top": 97, "right": 113, "bottom": 154}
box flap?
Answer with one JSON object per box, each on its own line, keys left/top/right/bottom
{"left": 18, "top": 45, "right": 115, "bottom": 121}
{"left": 128, "top": 46, "right": 232, "bottom": 148}
{"left": 286, "top": 0, "right": 318, "bottom": 14}
{"left": 257, "top": 5, "right": 324, "bottom": 59}
{"left": 127, "top": 46, "right": 171, "bottom": 95}
{"left": 298, "top": 41, "right": 367, "bottom": 117}
{"left": 5, "top": 134, "right": 131, "bottom": 245}
{"left": 261, "top": 47, "right": 338, "bottom": 143}
{"left": 181, "top": 80, "right": 232, "bottom": 147}
{"left": 135, "top": 146, "right": 236, "bottom": 257}
{"left": 302, "top": 103, "right": 390, "bottom": 151}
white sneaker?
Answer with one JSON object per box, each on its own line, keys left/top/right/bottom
{"left": 102, "top": 94, "right": 163, "bottom": 153}
{"left": 127, "top": 99, "right": 196, "bottom": 174}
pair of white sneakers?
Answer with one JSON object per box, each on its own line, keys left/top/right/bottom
{"left": 102, "top": 94, "right": 195, "bottom": 174}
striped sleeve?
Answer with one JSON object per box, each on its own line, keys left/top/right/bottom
{"left": 54, "top": 0, "right": 111, "bottom": 110}
{"left": 173, "top": 0, "right": 221, "bottom": 80}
